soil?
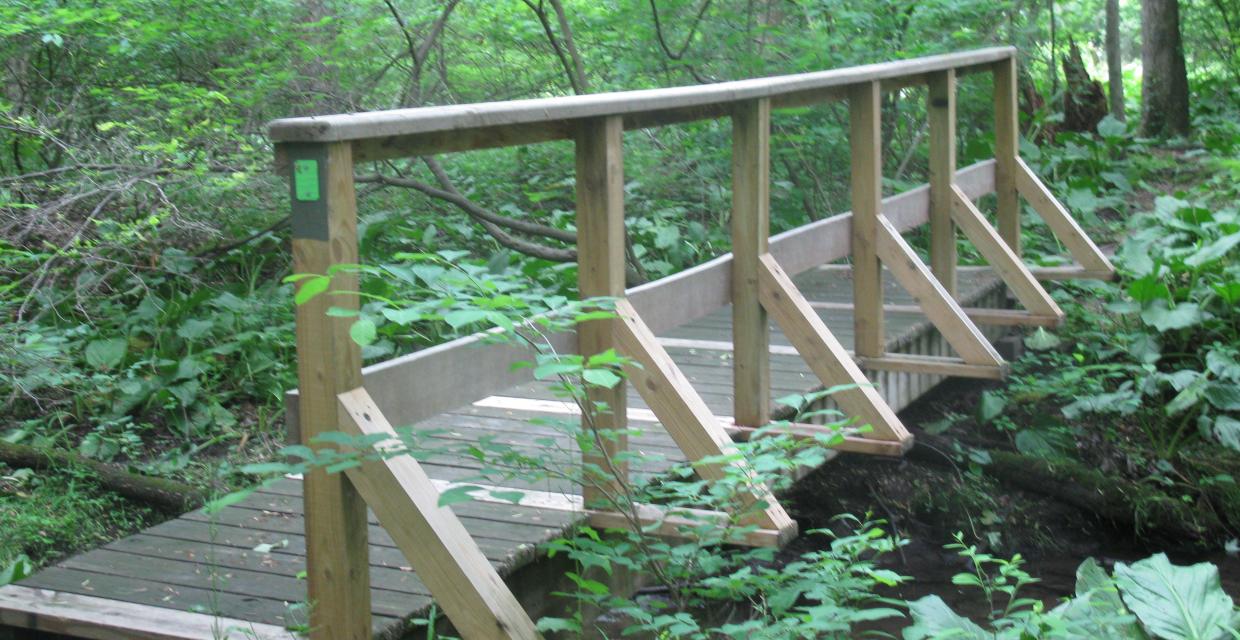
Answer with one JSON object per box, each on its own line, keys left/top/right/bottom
{"left": 778, "top": 375, "right": 1240, "bottom": 629}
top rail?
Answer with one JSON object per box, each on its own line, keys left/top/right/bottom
{"left": 268, "top": 47, "right": 1013, "bottom": 145}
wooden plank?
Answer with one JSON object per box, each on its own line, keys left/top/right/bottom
{"left": 1014, "top": 158, "right": 1116, "bottom": 274}
{"left": 336, "top": 388, "right": 542, "bottom": 640}
{"left": 268, "top": 48, "right": 1016, "bottom": 145}
{"left": 0, "top": 585, "right": 300, "bottom": 640}
{"left": 728, "top": 424, "right": 906, "bottom": 457}
{"left": 993, "top": 55, "right": 1020, "bottom": 253}
{"left": 949, "top": 185, "right": 1063, "bottom": 319}
{"left": 849, "top": 81, "right": 884, "bottom": 359}
{"left": 731, "top": 98, "right": 772, "bottom": 428}
{"left": 611, "top": 298, "right": 797, "bottom": 535}
{"left": 575, "top": 115, "right": 629, "bottom": 508}
{"left": 1030, "top": 266, "right": 1117, "bottom": 281}
{"left": 873, "top": 214, "right": 1004, "bottom": 368}
{"left": 805, "top": 301, "right": 1063, "bottom": 327}
{"left": 858, "top": 354, "right": 1007, "bottom": 380}
{"left": 284, "top": 140, "right": 370, "bottom": 640}
{"left": 928, "top": 68, "right": 958, "bottom": 296}
{"left": 756, "top": 253, "right": 911, "bottom": 447}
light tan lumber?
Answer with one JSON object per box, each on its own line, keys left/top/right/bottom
{"left": 993, "top": 55, "right": 1021, "bottom": 253}
{"left": 269, "top": 48, "right": 1016, "bottom": 145}
{"left": 949, "top": 185, "right": 1063, "bottom": 319}
{"left": 731, "top": 98, "right": 772, "bottom": 428}
{"left": 756, "top": 253, "right": 911, "bottom": 445}
{"left": 1029, "top": 266, "right": 1117, "bottom": 281}
{"left": 804, "top": 300, "right": 1063, "bottom": 327}
{"left": 929, "top": 69, "right": 958, "bottom": 296}
{"left": 611, "top": 298, "right": 796, "bottom": 535}
{"left": 858, "top": 353, "right": 1008, "bottom": 380}
{"left": 872, "top": 214, "right": 1005, "bottom": 368}
{"left": 1014, "top": 158, "right": 1116, "bottom": 275}
{"left": 728, "top": 423, "right": 908, "bottom": 456}
{"left": 575, "top": 116, "right": 629, "bottom": 509}
{"left": 287, "top": 141, "right": 370, "bottom": 640}
{"left": 850, "top": 81, "right": 885, "bottom": 359}
{"left": 0, "top": 585, "right": 299, "bottom": 640}
{"left": 658, "top": 336, "right": 801, "bottom": 356}
{"left": 337, "top": 388, "right": 541, "bottom": 640}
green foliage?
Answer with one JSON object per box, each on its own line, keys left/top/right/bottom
{"left": 908, "top": 544, "right": 1240, "bottom": 640}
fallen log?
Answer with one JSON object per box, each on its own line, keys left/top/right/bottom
{"left": 0, "top": 440, "right": 208, "bottom": 513}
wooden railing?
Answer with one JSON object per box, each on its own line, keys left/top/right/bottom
{"left": 270, "top": 46, "right": 1113, "bottom": 640}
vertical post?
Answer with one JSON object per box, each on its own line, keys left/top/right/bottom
{"left": 994, "top": 54, "right": 1021, "bottom": 255}
{"left": 575, "top": 116, "right": 628, "bottom": 509}
{"left": 731, "top": 98, "right": 771, "bottom": 429}
{"left": 850, "top": 81, "right": 884, "bottom": 359}
{"left": 286, "top": 141, "right": 372, "bottom": 640}
{"left": 929, "top": 69, "right": 958, "bottom": 297}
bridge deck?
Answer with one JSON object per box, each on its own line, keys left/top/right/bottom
{"left": 1, "top": 265, "right": 1003, "bottom": 640}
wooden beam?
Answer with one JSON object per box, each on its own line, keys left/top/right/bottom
{"left": 949, "top": 185, "right": 1063, "bottom": 319}
{"left": 269, "top": 48, "right": 1017, "bottom": 145}
{"left": 575, "top": 116, "right": 629, "bottom": 509}
{"left": 804, "top": 300, "right": 1063, "bottom": 327}
{"left": 0, "top": 585, "right": 299, "bottom": 640}
{"left": 873, "top": 214, "right": 1005, "bottom": 368}
{"left": 857, "top": 353, "right": 1008, "bottom": 380}
{"left": 993, "top": 55, "right": 1021, "bottom": 253}
{"left": 284, "top": 141, "right": 370, "bottom": 640}
{"left": 928, "top": 69, "right": 958, "bottom": 296}
{"left": 1014, "top": 158, "right": 1116, "bottom": 275}
{"left": 1030, "top": 266, "right": 1117, "bottom": 281}
{"left": 731, "top": 98, "right": 772, "bottom": 428}
{"left": 756, "top": 253, "right": 911, "bottom": 447}
{"left": 728, "top": 423, "right": 907, "bottom": 457}
{"left": 611, "top": 298, "right": 797, "bottom": 536}
{"left": 849, "top": 81, "right": 885, "bottom": 359}
{"left": 337, "top": 388, "right": 541, "bottom": 640}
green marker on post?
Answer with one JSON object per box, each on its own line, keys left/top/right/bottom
{"left": 293, "top": 159, "right": 320, "bottom": 201}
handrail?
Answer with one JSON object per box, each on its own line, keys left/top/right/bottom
{"left": 268, "top": 47, "right": 1012, "bottom": 146}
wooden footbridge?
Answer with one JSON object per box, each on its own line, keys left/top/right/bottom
{"left": 0, "top": 47, "right": 1113, "bottom": 639}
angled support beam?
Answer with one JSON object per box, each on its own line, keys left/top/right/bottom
{"left": 949, "top": 185, "right": 1064, "bottom": 320}
{"left": 857, "top": 354, "right": 1006, "bottom": 379}
{"left": 337, "top": 388, "right": 541, "bottom": 640}
{"left": 1029, "top": 266, "right": 1117, "bottom": 281}
{"left": 611, "top": 298, "right": 797, "bottom": 536}
{"left": 873, "top": 214, "right": 1005, "bottom": 369}
{"left": 730, "top": 423, "right": 906, "bottom": 457}
{"left": 804, "top": 300, "right": 1064, "bottom": 328}
{"left": 756, "top": 253, "right": 912, "bottom": 448}
{"left": 1014, "top": 158, "right": 1116, "bottom": 276}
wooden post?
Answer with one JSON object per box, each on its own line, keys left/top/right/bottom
{"left": 575, "top": 116, "right": 628, "bottom": 510}
{"left": 731, "top": 98, "right": 771, "bottom": 429}
{"left": 849, "top": 81, "right": 884, "bottom": 359}
{"left": 928, "top": 69, "right": 958, "bottom": 297}
{"left": 993, "top": 54, "right": 1021, "bottom": 255}
{"left": 285, "top": 141, "right": 372, "bottom": 640}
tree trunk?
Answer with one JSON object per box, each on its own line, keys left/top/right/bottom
{"left": 1062, "top": 37, "right": 1109, "bottom": 132}
{"left": 1140, "top": 0, "right": 1191, "bottom": 137}
{"left": 1106, "top": 0, "right": 1126, "bottom": 120}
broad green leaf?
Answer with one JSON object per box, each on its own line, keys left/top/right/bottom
{"left": 0, "top": 555, "right": 33, "bottom": 587}
{"left": 1129, "top": 276, "right": 1171, "bottom": 304}
{"left": 1209, "top": 416, "right": 1240, "bottom": 453}
{"left": 294, "top": 275, "right": 330, "bottom": 305}
{"left": 437, "top": 484, "right": 483, "bottom": 507}
{"left": 1025, "top": 327, "right": 1061, "bottom": 351}
{"left": 1203, "top": 383, "right": 1240, "bottom": 411}
{"left": 977, "top": 390, "right": 1007, "bottom": 424}
{"left": 1014, "top": 430, "right": 1059, "bottom": 458}
{"left": 1114, "top": 553, "right": 1234, "bottom": 640}
{"left": 84, "top": 338, "right": 128, "bottom": 370}
{"left": 176, "top": 318, "right": 214, "bottom": 340}
{"left": 1141, "top": 301, "right": 1203, "bottom": 332}
{"left": 1185, "top": 232, "right": 1240, "bottom": 268}
{"left": 582, "top": 368, "right": 622, "bottom": 388}
{"left": 349, "top": 318, "right": 376, "bottom": 346}
{"left": 443, "top": 309, "right": 488, "bottom": 329}
{"left": 903, "top": 595, "right": 991, "bottom": 640}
